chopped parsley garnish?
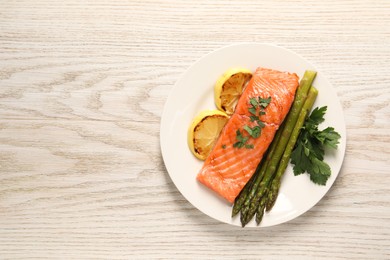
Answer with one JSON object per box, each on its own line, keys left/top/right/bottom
{"left": 233, "top": 129, "right": 249, "bottom": 148}
{"left": 245, "top": 144, "right": 254, "bottom": 149}
{"left": 247, "top": 97, "right": 271, "bottom": 125}
{"left": 243, "top": 125, "right": 262, "bottom": 138}
{"left": 291, "top": 106, "right": 341, "bottom": 185}
{"left": 259, "top": 97, "right": 272, "bottom": 108}
{"left": 234, "top": 96, "right": 271, "bottom": 149}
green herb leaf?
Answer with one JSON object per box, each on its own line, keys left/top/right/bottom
{"left": 248, "top": 107, "right": 257, "bottom": 116}
{"left": 291, "top": 140, "right": 331, "bottom": 185}
{"left": 244, "top": 125, "right": 262, "bottom": 138}
{"left": 259, "top": 96, "right": 271, "bottom": 108}
{"left": 316, "top": 127, "right": 341, "bottom": 149}
{"left": 236, "top": 129, "right": 248, "bottom": 143}
{"left": 256, "top": 120, "right": 265, "bottom": 128}
{"left": 308, "top": 157, "right": 331, "bottom": 185}
{"left": 291, "top": 106, "right": 341, "bottom": 186}
{"left": 243, "top": 125, "right": 253, "bottom": 136}
{"left": 249, "top": 98, "right": 259, "bottom": 108}
{"left": 251, "top": 126, "right": 262, "bottom": 138}
{"left": 234, "top": 129, "right": 249, "bottom": 149}
{"left": 308, "top": 106, "right": 327, "bottom": 125}
{"left": 236, "top": 129, "right": 242, "bottom": 139}
{"left": 233, "top": 141, "right": 244, "bottom": 148}
{"left": 291, "top": 142, "right": 310, "bottom": 176}
{"left": 245, "top": 144, "right": 254, "bottom": 149}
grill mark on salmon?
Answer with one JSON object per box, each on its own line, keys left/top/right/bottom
{"left": 197, "top": 68, "right": 299, "bottom": 203}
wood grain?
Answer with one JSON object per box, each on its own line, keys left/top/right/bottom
{"left": 0, "top": 0, "right": 389, "bottom": 259}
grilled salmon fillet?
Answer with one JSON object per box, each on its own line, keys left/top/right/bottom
{"left": 197, "top": 67, "right": 299, "bottom": 203}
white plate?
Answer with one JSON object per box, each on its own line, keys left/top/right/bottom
{"left": 160, "top": 43, "right": 346, "bottom": 227}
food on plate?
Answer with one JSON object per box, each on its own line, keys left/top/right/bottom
{"left": 186, "top": 65, "right": 341, "bottom": 227}
{"left": 196, "top": 67, "right": 299, "bottom": 203}
{"left": 233, "top": 70, "right": 318, "bottom": 226}
{"left": 187, "top": 110, "right": 229, "bottom": 160}
{"left": 214, "top": 67, "right": 252, "bottom": 115}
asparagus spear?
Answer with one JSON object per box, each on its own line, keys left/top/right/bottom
{"left": 251, "top": 124, "right": 287, "bottom": 223}
{"left": 231, "top": 164, "right": 258, "bottom": 217}
{"left": 240, "top": 70, "right": 317, "bottom": 227}
{"left": 238, "top": 124, "right": 283, "bottom": 224}
{"left": 241, "top": 171, "right": 273, "bottom": 226}
{"left": 266, "top": 86, "right": 318, "bottom": 211}
{"left": 255, "top": 188, "right": 269, "bottom": 224}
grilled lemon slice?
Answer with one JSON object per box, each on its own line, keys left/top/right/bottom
{"left": 214, "top": 68, "right": 252, "bottom": 115}
{"left": 188, "top": 110, "right": 229, "bottom": 160}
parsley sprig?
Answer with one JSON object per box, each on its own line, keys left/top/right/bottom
{"left": 291, "top": 106, "right": 341, "bottom": 185}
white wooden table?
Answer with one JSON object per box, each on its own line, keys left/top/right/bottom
{"left": 0, "top": 1, "right": 389, "bottom": 259}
